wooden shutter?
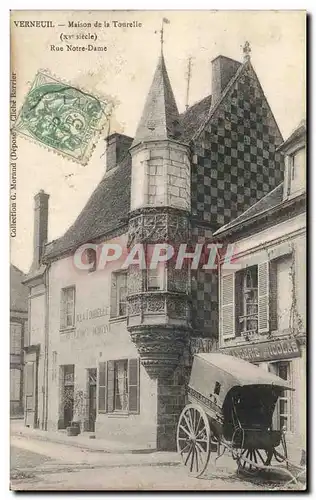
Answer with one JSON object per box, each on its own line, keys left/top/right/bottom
{"left": 128, "top": 358, "right": 140, "bottom": 413}
{"left": 269, "top": 260, "right": 278, "bottom": 332}
{"left": 107, "top": 361, "right": 115, "bottom": 413}
{"left": 110, "top": 274, "right": 117, "bottom": 318}
{"left": 221, "top": 272, "right": 235, "bottom": 339}
{"left": 98, "top": 362, "right": 107, "bottom": 412}
{"left": 258, "top": 261, "right": 269, "bottom": 333}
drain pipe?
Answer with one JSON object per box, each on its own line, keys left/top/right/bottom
{"left": 43, "top": 263, "right": 50, "bottom": 430}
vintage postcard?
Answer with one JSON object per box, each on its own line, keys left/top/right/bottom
{"left": 10, "top": 10, "right": 306, "bottom": 491}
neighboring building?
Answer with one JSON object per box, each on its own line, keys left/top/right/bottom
{"left": 23, "top": 44, "right": 284, "bottom": 450}
{"left": 214, "top": 120, "right": 306, "bottom": 454}
{"left": 10, "top": 264, "right": 28, "bottom": 417}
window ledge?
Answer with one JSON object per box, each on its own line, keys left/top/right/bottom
{"left": 60, "top": 327, "right": 76, "bottom": 334}
{"left": 109, "top": 315, "right": 127, "bottom": 324}
{"left": 108, "top": 413, "right": 130, "bottom": 418}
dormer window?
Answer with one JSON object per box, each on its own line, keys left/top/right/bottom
{"left": 287, "top": 146, "right": 305, "bottom": 196}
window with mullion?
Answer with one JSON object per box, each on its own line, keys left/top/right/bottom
{"left": 61, "top": 286, "right": 75, "bottom": 329}
{"left": 237, "top": 266, "right": 258, "bottom": 335}
{"left": 114, "top": 359, "right": 129, "bottom": 412}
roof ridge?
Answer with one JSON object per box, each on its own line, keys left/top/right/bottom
{"left": 192, "top": 60, "right": 246, "bottom": 142}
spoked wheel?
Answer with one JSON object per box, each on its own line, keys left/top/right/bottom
{"left": 238, "top": 448, "right": 273, "bottom": 475}
{"left": 177, "top": 404, "right": 213, "bottom": 478}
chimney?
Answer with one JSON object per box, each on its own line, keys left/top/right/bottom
{"left": 211, "top": 56, "right": 241, "bottom": 106}
{"left": 33, "top": 190, "right": 49, "bottom": 268}
{"left": 105, "top": 133, "right": 133, "bottom": 172}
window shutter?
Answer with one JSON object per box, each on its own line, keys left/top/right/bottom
{"left": 110, "top": 274, "right": 117, "bottom": 318}
{"left": 98, "top": 362, "right": 107, "bottom": 412}
{"left": 107, "top": 360, "right": 115, "bottom": 413}
{"left": 221, "top": 272, "right": 235, "bottom": 339}
{"left": 128, "top": 358, "right": 140, "bottom": 413}
{"left": 269, "top": 261, "right": 278, "bottom": 331}
{"left": 258, "top": 261, "right": 269, "bottom": 333}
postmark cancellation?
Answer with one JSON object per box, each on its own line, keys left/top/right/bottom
{"left": 14, "top": 71, "right": 113, "bottom": 165}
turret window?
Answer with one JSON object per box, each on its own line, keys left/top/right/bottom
{"left": 147, "top": 265, "right": 165, "bottom": 291}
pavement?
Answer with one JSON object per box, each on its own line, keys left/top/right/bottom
{"left": 10, "top": 420, "right": 162, "bottom": 455}
{"left": 10, "top": 421, "right": 306, "bottom": 491}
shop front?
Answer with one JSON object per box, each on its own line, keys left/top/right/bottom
{"left": 221, "top": 337, "right": 306, "bottom": 454}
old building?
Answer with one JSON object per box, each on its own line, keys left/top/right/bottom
{"left": 10, "top": 264, "right": 28, "bottom": 417}
{"left": 215, "top": 120, "right": 306, "bottom": 454}
{"left": 23, "top": 44, "right": 285, "bottom": 450}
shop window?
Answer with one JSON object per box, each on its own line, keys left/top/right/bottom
{"left": 270, "top": 361, "right": 293, "bottom": 432}
{"left": 60, "top": 286, "right": 76, "bottom": 329}
{"left": 98, "top": 358, "right": 139, "bottom": 414}
{"left": 147, "top": 265, "right": 165, "bottom": 291}
{"left": 10, "top": 322, "right": 22, "bottom": 354}
{"left": 110, "top": 272, "right": 127, "bottom": 318}
{"left": 10, "top": 368, "right": 21, "bottom": 401}
{"left": 236, "top": 266, "right": 258, "bottom": 336}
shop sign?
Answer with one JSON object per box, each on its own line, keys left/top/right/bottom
{"left": 222, "top": 338, "right": 300, "bottom": 363}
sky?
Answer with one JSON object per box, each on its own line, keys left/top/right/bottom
{"left": 10, "top": 10, "right": 306, "bottom": 272}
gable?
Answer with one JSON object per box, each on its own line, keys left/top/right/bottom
{"left": 190, "top": 61, "right": 284, "bottom": 229}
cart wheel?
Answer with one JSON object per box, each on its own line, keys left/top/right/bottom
{"left": 177, "top": 403, "right": 212, "bottom": 478}
{"left": 238, "top": 448, "right": 273, "bottom": 475}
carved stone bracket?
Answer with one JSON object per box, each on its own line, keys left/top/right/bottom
{"left": 128, "top": 207, "right": 189, "bottom": 247}
{"left": 129, "top": 325, "right": 190, "bottom": 379}
{"left": 127, "top": 291, "right": 190, "bottom": 320}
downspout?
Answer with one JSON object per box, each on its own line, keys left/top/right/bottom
{"left": 43, "top": 263, "right": 50, "bottom": 430}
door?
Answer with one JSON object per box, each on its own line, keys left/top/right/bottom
{"left": 63, "top": 365, "right": 74, "bottom": 428}
{"left": 88, "top": 368, "right": 97, "bottom": 432}
{"left": 24, "top": 350, "right": 39, "bottom": 428}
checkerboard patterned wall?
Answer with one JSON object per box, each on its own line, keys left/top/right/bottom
{"left": 190, "top": 63, "right": 284, "bottom": 337}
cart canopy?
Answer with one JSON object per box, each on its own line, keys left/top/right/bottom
{"left": 189, "top": 353, "right": 294, "bottom": 410}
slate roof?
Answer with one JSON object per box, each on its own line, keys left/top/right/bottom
{"left": 132, "top": 54, "right": 182, "bottom": 148}
{"left": 44, "top": 153, "right": 131, "bottom": 259}
{"left": 180, "top": 95, "right": 212, "bottom": 143}
{"left": 277, "top": 119, "right": 306, "bottom": 152}
{"left": 43, "top": 55, "right": 279, "bottom": 260}
{"left": 213, "top": 182, "right": 284, "bottom": 236}
{"left": 10, "top": 264, "right": 28, "bottom": 312}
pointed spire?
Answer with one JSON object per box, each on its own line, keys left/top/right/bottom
{"left": 132, "top": 54, "right": 182, "bottom": 148}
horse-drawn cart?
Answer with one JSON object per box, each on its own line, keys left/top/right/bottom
{"left": 177, "top": 353, "right": 305, "bottom": 486}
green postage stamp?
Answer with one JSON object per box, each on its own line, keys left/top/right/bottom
{"left": 14, "top": 71, "right": 113, "bottom": 165}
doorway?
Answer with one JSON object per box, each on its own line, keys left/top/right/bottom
{"left": 62, "top": 365, "right": 74, "bottom": 428}
{"left": 88, "top": 368, "right": 97, "bottom": 432}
